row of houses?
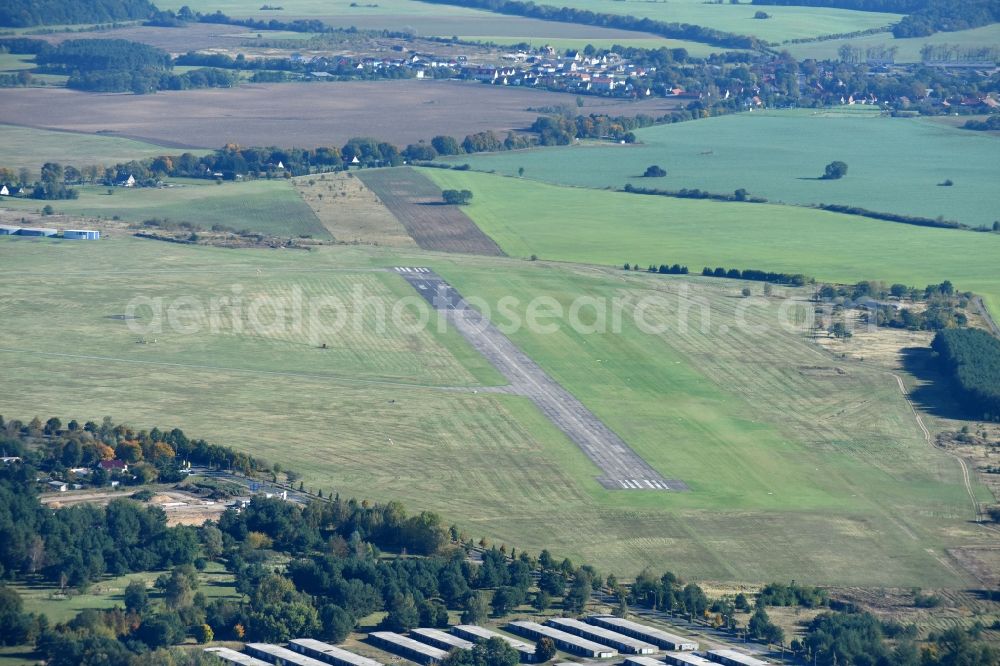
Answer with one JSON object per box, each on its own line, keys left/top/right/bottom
{"left": 0, "top": 225, "right": 99, "bottom": 239}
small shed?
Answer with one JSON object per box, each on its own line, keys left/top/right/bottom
{"left": 48, "top": 480, "right": 68, "bottom": 492}
{"left": 64, "top": 229, "right": 100, "bottom": 240}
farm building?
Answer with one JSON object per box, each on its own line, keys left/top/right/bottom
{"left": 64, "top": 229, "right": 100, "bottom": 240}
{"left": 705, "top": 649, "right": 770, "bottom": 666}
{"left": 289, "top": 639, "right": 384, "bottom": 666}
{"left": 0, "top": 185, "right": 8, "bottom": 196}
{"left": 411, "top": 628, "right": 475, "bottom": 651}
{"left": 15, "top": 227, "right": 57, "bottom": 237}
{"left": 0, "top": 225, "right": 20, "bottom": 235}
{"left": 203, "top": 647, "right": 272, "bottom": 666}
{"left": 588, "top": 616, "right": 698, "bottom": 651}
{"left": 663, "top": 653, "right": 716, "bottom": 666}
{"left": 452, "top": 625, "right": 536, "bottom": 662}
{"left": 547, "top": 618, "right": 656, "bottom": 655}
{"left": 245, "top": 643, "right": 329, "bottom": 666}
{"left": 508, "top": 621, "right": 617, "bottom": 659}
{"left": 369, "top": 631, "right": 448, "bottom": 665}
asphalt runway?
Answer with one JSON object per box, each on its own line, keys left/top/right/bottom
{"left": 395, "top": 267, "right": 687, "bottom": 491}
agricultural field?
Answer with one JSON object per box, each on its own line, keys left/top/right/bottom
{"left": 294, "top": 172, "right": 418, "bottom": 247}
{"left": 444, "top": 109, "right": 1000, "bottom": 229}
{"left": 155, "top": 0, "right": 670, "bottom": 44}
{"left": 0, "top": 178, "right": 327, "bottom": 238}
{"left": 0, "top": 236, "right": 991, "bottom": 587}
{"left": 551, "top": 0, "right": 901, "bottom": 43}
{"left": 160, "top": 0, "right": 901, "bottom": 44}
{"left": 423, "top": 168, "right": 1000, "bottom": 318}
{"left": 0, "top": 82, "right": 682, "bottom": 150}
{"left": 36, "top": 22, "right": 314, "bottom": 53}
{"left": 0, "top": 53, "right": 36, "bottom": 72}
{"left": 785, "top": 22, "right": 1000, "bottom": 61}
{"left": 0, "top": 124, "right": 191, "bottom": 172}
{"left": 357, "top": 168, "right": 504, "bottom": 255}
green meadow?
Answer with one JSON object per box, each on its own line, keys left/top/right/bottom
{"left": 443, "top": 110, "right": 1000, "bottom": 229}
{"left": 517, "top": 0, "right": 901, "bottom": 43}
{"left": 0, "top": 124, "right": 193, "bottom": 172}
{"left": 0, "top": 178, "right": 327, "bottom": 238}
{"left": 423, "top": 168, "right": 1000, "bottom": 318}
{"left": 0, "top": 237, "right": 990, "bottom": 587}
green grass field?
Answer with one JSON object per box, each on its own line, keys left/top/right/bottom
{"left": 12, "top": 561, "right": 237, "bottom": 625}
{"left": 785, "top": 23, "right": 1000, "bottom": 61}
{"left": 423, "top": 169, "right": 1000, "bottom": 318}
{"left": 0, "top": 53, "right": 36, "bottom": 72}
{"left": 0, "top": 124, "right": 193, "bottom": 172}
{"left": 0, "top": 236, "right": 990, "bottom": 587}
{"left": 442, "top": 110, "right": 1000, "bottom": 229}
{"left": 0, "top": 178, "right": 328, "bottom": 238}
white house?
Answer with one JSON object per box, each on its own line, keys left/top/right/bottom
{"left": 0, "top": 185, "right": 8, "bottom": 196}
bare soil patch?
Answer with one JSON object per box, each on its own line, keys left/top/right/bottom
{"left": 0, "top": 81, "right": 682, "bottom": 150}
{"left": 293, "top": 172, "right": 416, "bottom": 247}
{"left": 357, "top": 167, "right": 503, "bottom": 255}
{"left": 35, "top": 23, "right": 284, "bottom": 54}
{"left": 39, "top": 486, "right": 226, "bottom": 526}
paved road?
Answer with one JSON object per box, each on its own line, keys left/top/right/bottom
{"left": 394, "top": 267, "right": 687, "bottom": 491}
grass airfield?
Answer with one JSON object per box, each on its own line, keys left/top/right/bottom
{"left": 0, "top": 235, "right": 990, "bottom": 587}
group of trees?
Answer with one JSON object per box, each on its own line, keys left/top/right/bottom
{"left": 0, "top": 415, "right": 276, "bottom": 489}
{"left": 798, "top": 611, "right": 997, "bottom": 665}
{"left": 442, "top": 189, "right": 473, "bottom": 205}
{"left": 932, "top": 327, "right": 1000, "bottom": 420}
{"left": 817, "top": 279, "right": 972, "bottom": 331}
{"left": 0, "top": 0, "right": 156, "bottom": 27}
{"left": 1, "top": 37, "right": 236, "bottom": 94}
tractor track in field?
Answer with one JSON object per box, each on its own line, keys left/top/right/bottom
{"left": 891, "top": 372, "right": 996, "bottom": 534}
{"left": 394, "top": 266, "right": 686, "bottom": 491}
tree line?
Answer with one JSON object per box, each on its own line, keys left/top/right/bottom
{"left": 623, "top": 183, "right": 768, "bottom": 203}
{"left": 1, "top": 109, "right": 688, "bottom": 191}
{"left": 702, "top": 266, "right": 812, "bottom": 286}
{"left": 931, "top": 327, "right": 1000, "bottom": 420}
